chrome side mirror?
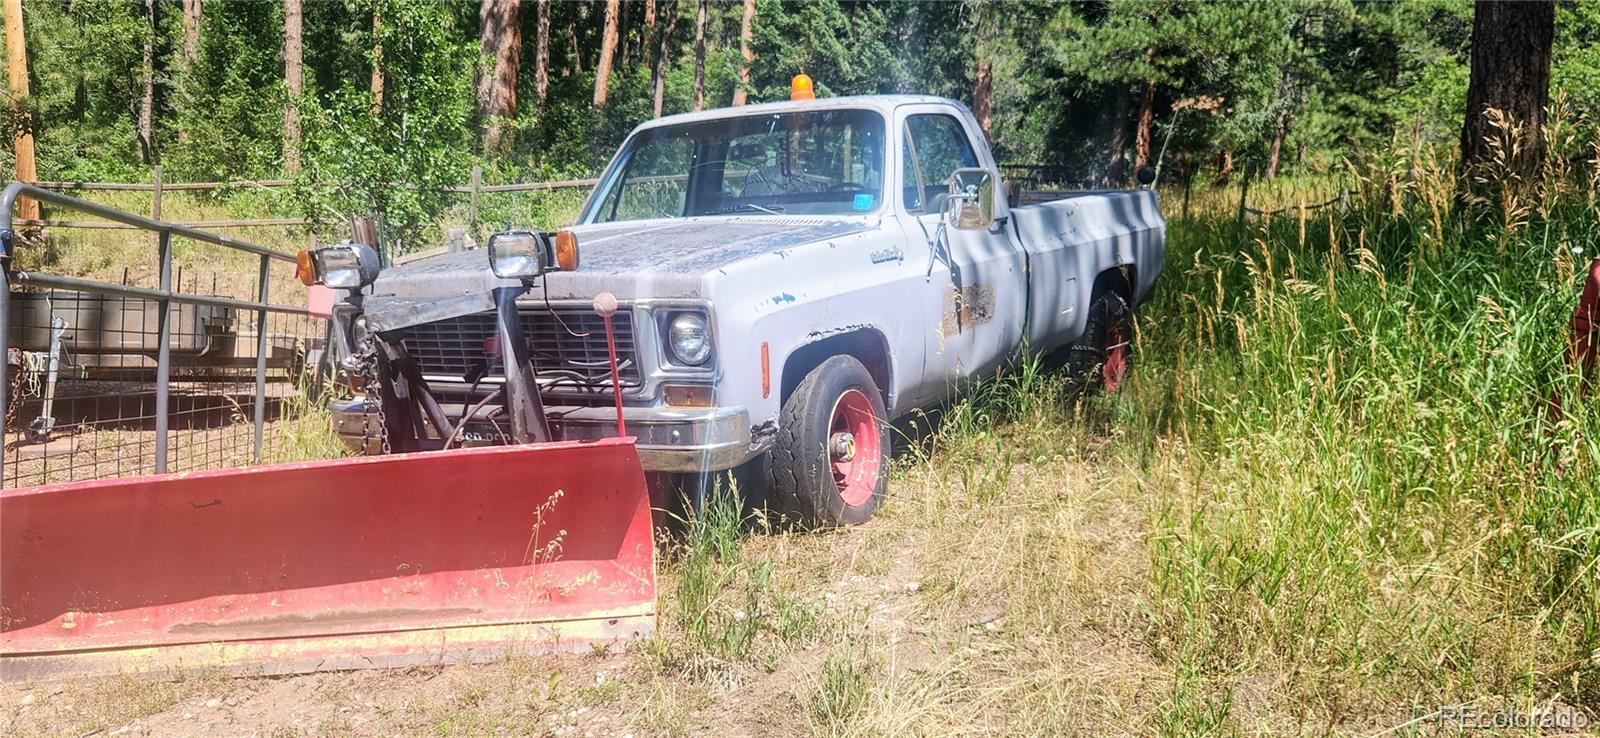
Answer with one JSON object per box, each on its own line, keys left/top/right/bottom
{"left": 944, "top": 167, "right": 998, "bottom": 231}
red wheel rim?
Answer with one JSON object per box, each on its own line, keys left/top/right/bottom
{"left": 828, "top": 389, "right": 882, "bottom": 508}
{"left": 1103, "top": 322, "right": 1130, "bottom": 392}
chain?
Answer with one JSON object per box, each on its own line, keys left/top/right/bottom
{"left": 5, "top": 351, "right": 46, "bottom": 430}
{"left": 376, "top": 373, "right": 390, "bottom": 454}
{"left": 4, "top": 364, "right": 23, "bottom": 430}
{"left": 350, "top": 351, "right": 389, "bottom": 455}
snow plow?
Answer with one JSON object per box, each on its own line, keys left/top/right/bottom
{"left": 1, "top": 228, "right": 656, "bottom": 680}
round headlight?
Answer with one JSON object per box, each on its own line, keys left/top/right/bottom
{"left": 668, "top": 313, "right": 712, "bottom": 365}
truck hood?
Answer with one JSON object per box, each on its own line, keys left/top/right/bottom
{"left": 363, "top": 217, "right": 870, "bottom": 332}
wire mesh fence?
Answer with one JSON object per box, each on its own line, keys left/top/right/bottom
{"left": 2, "top": 184, "right": 336, "bottom": 489}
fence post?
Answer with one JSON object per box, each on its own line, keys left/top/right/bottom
{"left": 151, "top": 165, "right": 163, "bottom": 220}
{"left": 153, "top": 230, "right": 172, "bottom": 473}
{"left": 469, "top": 165, "right": 482, "bottom": 235}
{"left": 1236, "top": 167, "right": 1253, "bottom": 224}
{"left": 252, "top": 254, "right": 269, "bottom": 463}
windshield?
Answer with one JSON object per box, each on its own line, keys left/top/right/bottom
{"left": 583, "top": 109, "right": 887, "bottom": 223}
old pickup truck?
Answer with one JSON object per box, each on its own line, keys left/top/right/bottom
{"left": 309, "top": 91, "right": 1165, "bottom": 527}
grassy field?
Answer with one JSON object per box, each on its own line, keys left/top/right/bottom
{"left": 4, "top": 142, "right": 1598, "bottom": 735}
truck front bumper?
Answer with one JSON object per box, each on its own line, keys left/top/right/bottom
{"left": 329, "top": 396, "right": 757, "bottom": 473}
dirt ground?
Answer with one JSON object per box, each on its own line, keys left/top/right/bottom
{"left": 1, "top": 422, "right": 1173, "bottom": 738}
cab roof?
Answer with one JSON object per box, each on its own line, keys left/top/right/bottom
{"left": 637, "top": 94, "right": 965, "bottom": 132}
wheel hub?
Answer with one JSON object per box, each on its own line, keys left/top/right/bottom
{"left": 827, "top": 388, "right": 881, "bottom": 509}
{"left": 830, "top": 432, "right": 857, "bottom": 462}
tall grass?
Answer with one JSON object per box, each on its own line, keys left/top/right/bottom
{"left": 1124, "top": 115, "right": 1600, "bottom": 718}
{"left": 651, "top": 484, "right": 821, "bottom": 677}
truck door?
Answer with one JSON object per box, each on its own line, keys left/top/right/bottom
{"left": 897, "top": 107, "right": 1027, "bottom": 402}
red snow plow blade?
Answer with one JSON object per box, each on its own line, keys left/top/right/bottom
{"left": 0, "top": 438, "right": 655, "bottom": 681}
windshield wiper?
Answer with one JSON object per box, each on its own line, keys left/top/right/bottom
{"left": 707, "top": 203, "right": 785, "bottom": 216}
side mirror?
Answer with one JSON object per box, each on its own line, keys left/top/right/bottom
{"left": 943, "top": 167, "right": 998, "bottom": 231}
{"left": 1136, "top": 165, "right": 1157, "bottom": 187}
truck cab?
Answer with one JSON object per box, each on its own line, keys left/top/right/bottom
{"left": 318, "top": 91, "right": 1165, "bottom": 528}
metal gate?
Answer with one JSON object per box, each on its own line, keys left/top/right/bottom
{"left": 1, "top": 183, "right": 334, "bottom": 488}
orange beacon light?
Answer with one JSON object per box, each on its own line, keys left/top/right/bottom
{"left": 790, "top": 74, "right": 816, "bottom": 101}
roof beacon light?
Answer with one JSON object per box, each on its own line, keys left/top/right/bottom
{"left": 790, "top": 74, "right": 815, "bottom": 101}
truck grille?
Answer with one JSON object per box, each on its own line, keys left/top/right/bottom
{"left": 402, "top": 308, "right": 641, "bottom": 390}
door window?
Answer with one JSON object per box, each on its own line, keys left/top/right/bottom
{"left": 901, "top": 114, "right": 979, "bottom": 213}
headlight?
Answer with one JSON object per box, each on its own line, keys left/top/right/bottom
{"left": 667, "top": 313, "right": 712, "bottom": 365}
{"left": 488, "top": 230, "right": 551, "bottom": 279}
{"left": 297, "top": 242, "right": 380, "bottom": 290}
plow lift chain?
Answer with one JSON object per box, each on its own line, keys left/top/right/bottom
{"left": 350, "top": 348, "right": 389, "bottom": 455}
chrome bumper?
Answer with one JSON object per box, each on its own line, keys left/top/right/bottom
{"left": 329, "top": 397, "right": 756, "bottom": 473}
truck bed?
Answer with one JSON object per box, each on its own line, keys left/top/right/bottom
{"left": 1006, "top": 187, "right": 1166, "bottom": 350}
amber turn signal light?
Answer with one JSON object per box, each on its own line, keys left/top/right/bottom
{"left": 554, "top": 230, "right": 580, "bottom": 271}
{"left": 295, "top": 250, "right": 317, "bottom": 286}
{"left": 662, "top": 384, "right": 715, "bottom": 407}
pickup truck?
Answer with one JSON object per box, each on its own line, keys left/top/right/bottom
{"left": 315, "top": 92, "right": 1165, "bottom": 528}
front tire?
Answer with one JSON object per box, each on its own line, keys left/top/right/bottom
{"left": 769, "top": 355, "right": 888, "bottom": 528}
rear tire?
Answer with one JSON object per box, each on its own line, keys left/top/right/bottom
{"left": 1065, "top": 289, "right": 1134, "bottom": 392}
{"left": 769, "top": 355, "right": 888, "bottom": 528}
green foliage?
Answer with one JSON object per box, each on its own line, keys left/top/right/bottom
{"left": 8, "top": 0, "right": 1600, "bottom": 238}
{"left": 12, "top": 0, "right": 153, "bottom": 179}
{"left": 291, "top": 0, "right": 477, "bottom": 252}
{"left": 167, "top": 0, "right": 289, "bottom": 180}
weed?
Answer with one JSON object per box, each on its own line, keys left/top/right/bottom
{"left": 808, "top": 645, "right": 877, "bottom": 732}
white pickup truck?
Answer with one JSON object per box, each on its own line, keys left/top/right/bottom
{"left": 322, "top": 92, "right": 1165, "bottom": 528}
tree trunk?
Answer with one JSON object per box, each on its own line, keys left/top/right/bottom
{"left": 1105, "top": 90, "right": 1130, "bottom": 186}
{"left": 535, "top": 0, "right": 550, "bottom": 106}
{"left": 4, "top": 0, "right": 38, "bottom": 221}
{"left": 179, "top": 0, "right": 201, "bottom": 106}
{"left": 477, "top": 0, "right": 522, "bottom": 155}
{"left": 593, "top": 0, "right": 620, "bottom": 108}
{"left": 138, "top": 0, "right": 156, "bottom": 163}
{"left": 973, "top": 61, "right": 992, "bottom": 140}
{"left": 971, "top": 1, "right": 994, "bottom": 140}
{"left": 691, "top": 0, "right": 706, "bottom": 112}
{"left": 1459, "top": 0, "right": 1554, "bottom": 178}
{"left": 283, "top": 0, "right": 303, "bottom": 173}
{"left": 1133, "top": 78, "right": 1155, "bottom": 171}
{"left": 1264, "top": 72, "right": 1294, "bottom": 180}
{"left": 651, "top": 1, "right": 678, "bottom": 117}
{"left": 370, "top": 8, "right": 385, "bottom": 115}
{"left": 618, "top": 0, "right": 629, "bottom": 66}
{"left": 643, "top": 0, "right": 656, "bottom": 64}
{"left": 732, "top": 0, "right": 755, "bottom": 106}
{"left": 1265, "top": 113, "right": 1289, "bottom": 181}
{"left": 565, "top": 13, "right": 580, "bottom": 77}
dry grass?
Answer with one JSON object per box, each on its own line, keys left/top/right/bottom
{"left": 1, "top": 394, "right": 1170, "bottom": 737}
